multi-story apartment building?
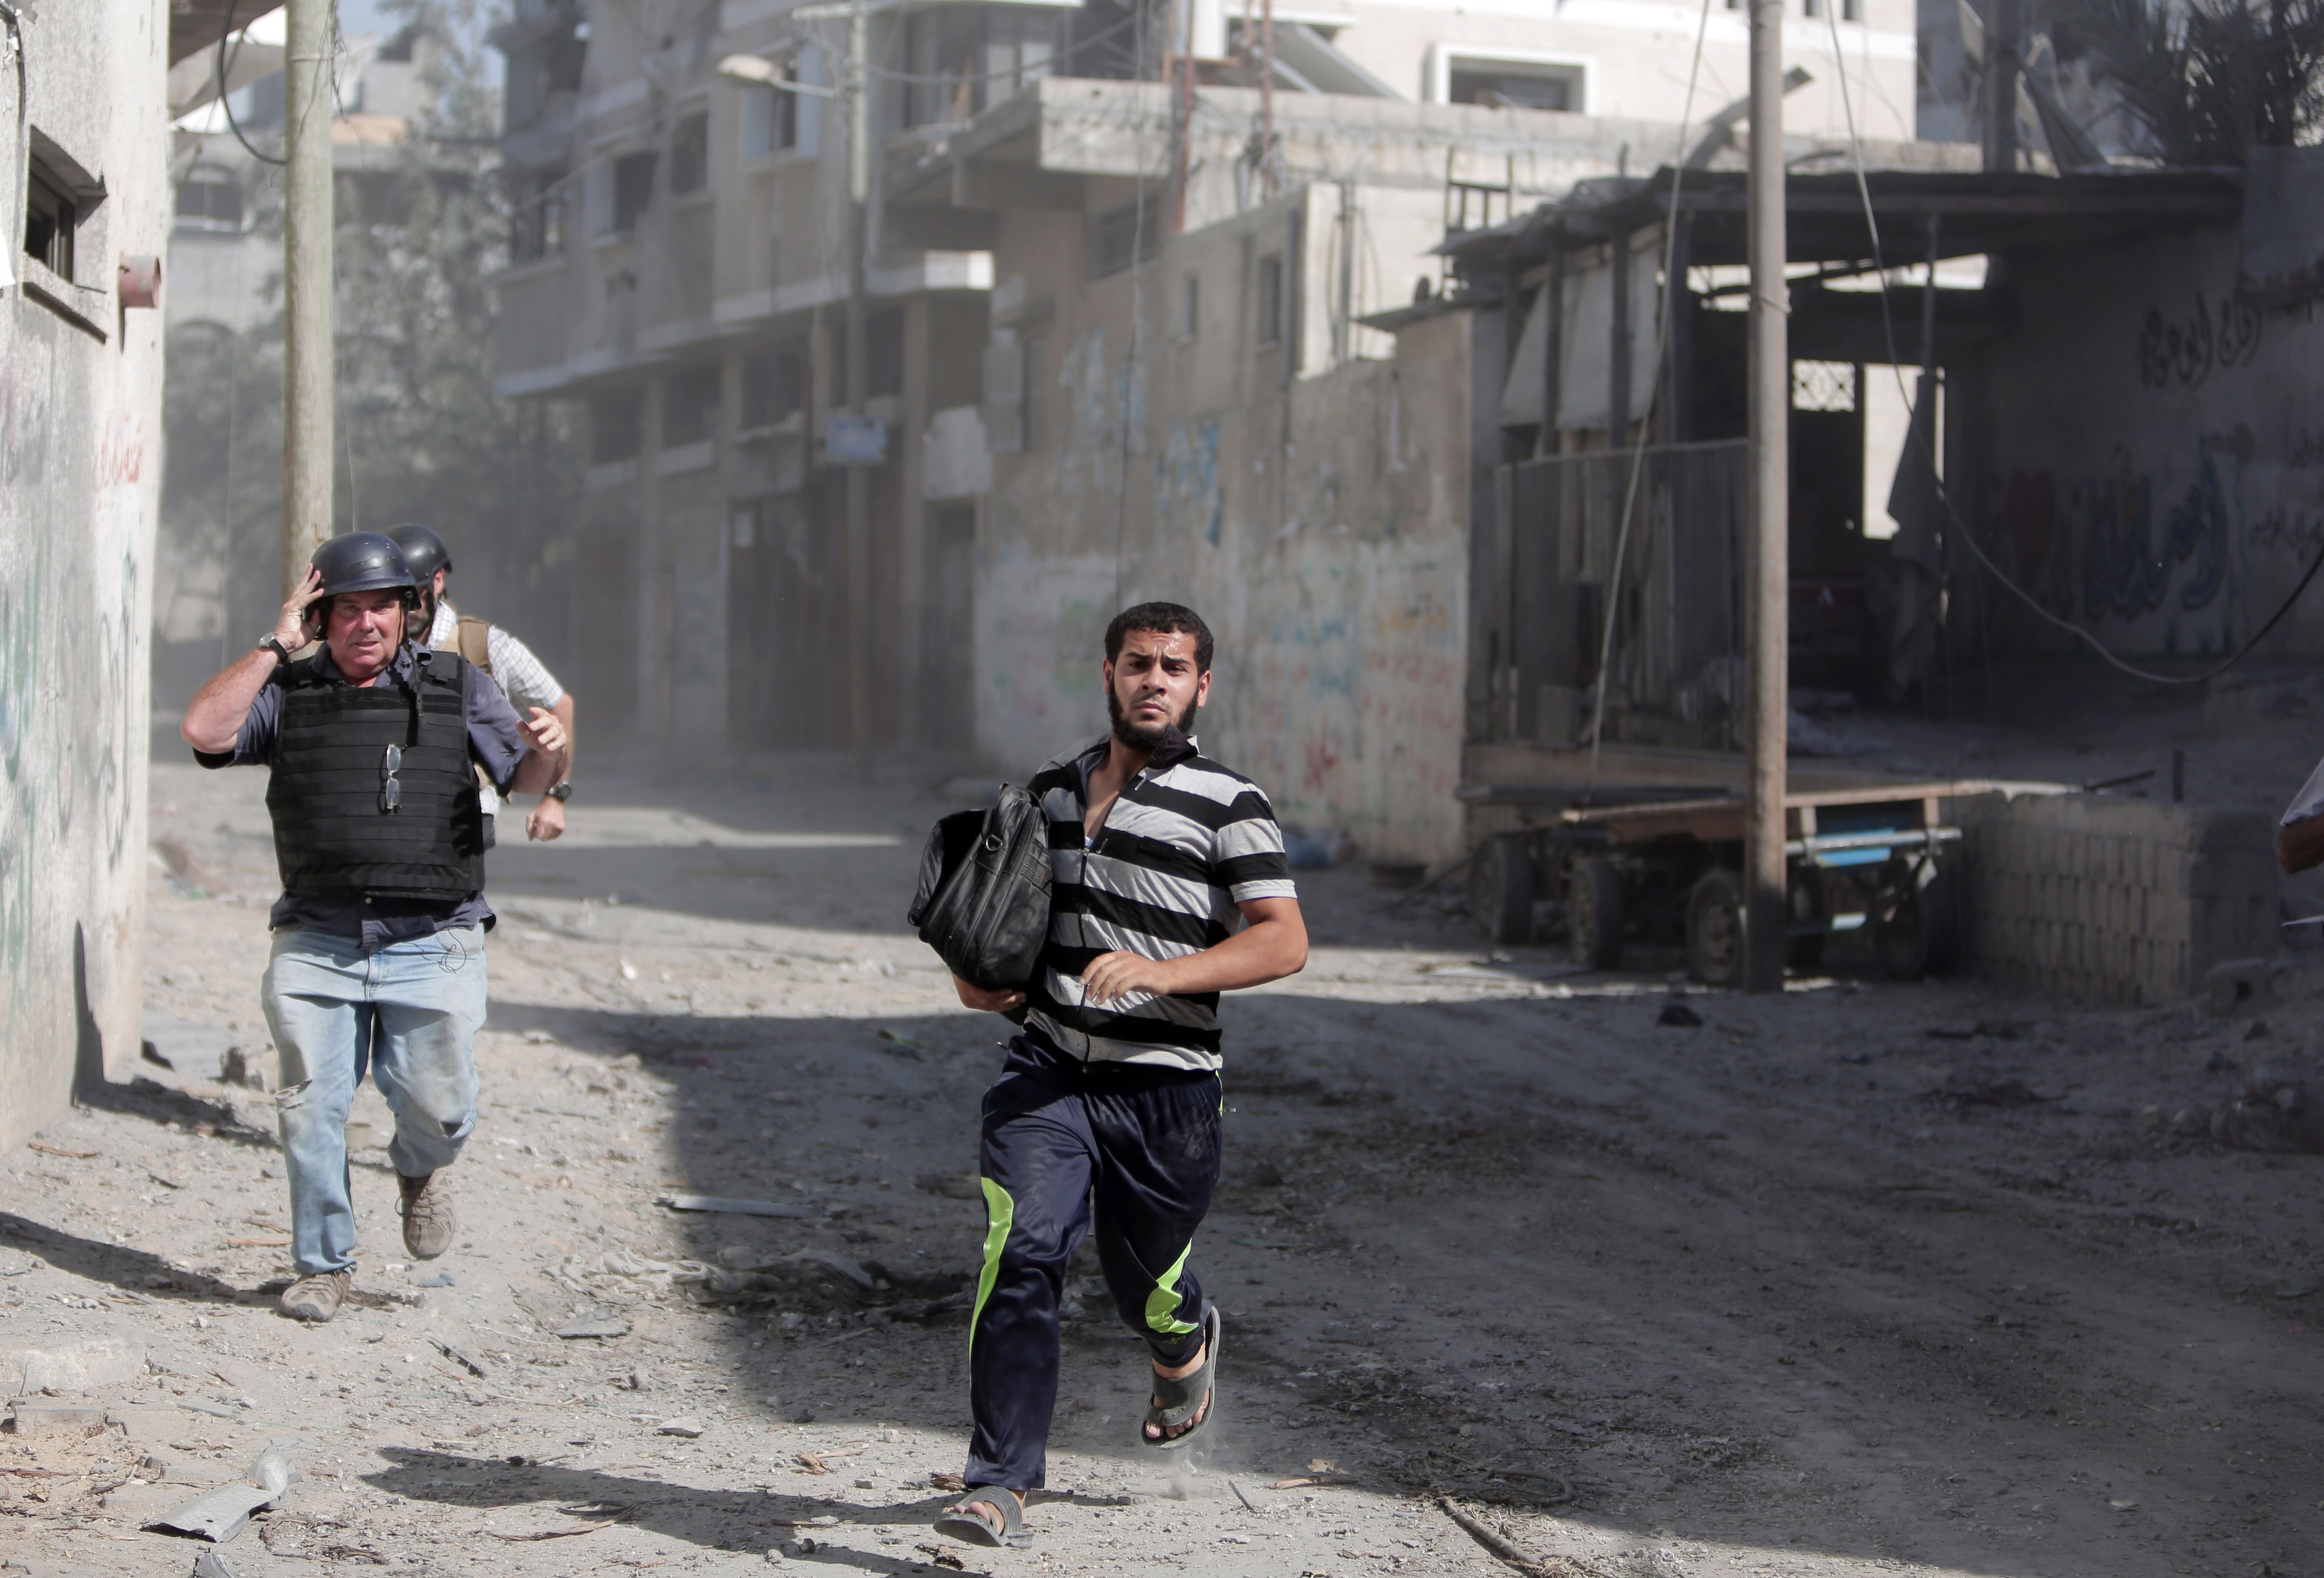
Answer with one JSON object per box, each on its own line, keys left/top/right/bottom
{"left": 486, "top": 0, "right": 1919, "bottom": 759}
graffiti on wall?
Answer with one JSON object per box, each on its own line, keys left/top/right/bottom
{"left": 2079, "top": 442, "right": 2233, "bottom": 619}
{"left": 2000, "top": 434, "right": 2261, "bottom": 650}
{"left": 2137, "top": 290, "right": 2262, "bottom": 389}
{"left": 1155, "top": 422, "right": 1223, "bottom": 546}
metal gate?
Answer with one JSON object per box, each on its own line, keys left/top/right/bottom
{"left": 1486, "top": 438, "right": 1746, "bottom": 748}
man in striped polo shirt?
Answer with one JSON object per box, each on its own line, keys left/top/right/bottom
{"left": 936, "top": 603, "right": 1308, "bottom": 1551}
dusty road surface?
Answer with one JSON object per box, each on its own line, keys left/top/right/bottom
{"left": 6, "top": 748, "right": 2322, "bottom": 1578}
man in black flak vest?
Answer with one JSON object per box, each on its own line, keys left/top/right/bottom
{"left": 181, "top": 533, "right": 569, "bottom": 1322}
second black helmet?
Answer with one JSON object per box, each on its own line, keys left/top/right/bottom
{"left": 384, "top": 522, "right": 452, "bottom": 586}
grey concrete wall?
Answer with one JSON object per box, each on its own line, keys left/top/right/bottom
{"left": 1951, "top": 792, "right": 2277, "bottom": 1005}
{"left": 1982, "top": 202, "right": 2324, "bottom": 664}
{"left": 975, "top": 190, "right": 1474, "bottom": 864}
{"left": 1, "top": 0, "right": 169, "bottom": 1151}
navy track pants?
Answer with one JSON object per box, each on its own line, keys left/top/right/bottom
{"left": 965, "top": 1034, "right": 1220, "bottom": 1492}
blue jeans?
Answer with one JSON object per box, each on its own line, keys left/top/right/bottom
{"left": 262, "top": 924, "right": 486, "bottom": 1275}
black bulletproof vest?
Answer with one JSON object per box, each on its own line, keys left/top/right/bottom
{"left": 265, "top": 651, "right": 486, "bottom": 900}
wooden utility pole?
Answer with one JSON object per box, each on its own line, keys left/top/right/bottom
{"left": 282, "top": 0, "right": 335, "bottom": 591}
{"left": 1743, "top": 0, "right": 1788, "bottom": 992}
{"left": 845, "top": 2, "right": 874, "bottom": 786}
{"left": 1980, "top": 0, "right": 2020, "bottom": 174}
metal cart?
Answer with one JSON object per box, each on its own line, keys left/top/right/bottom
{"left": 1466, "top": 782, "right": 1989, "bottom": 985}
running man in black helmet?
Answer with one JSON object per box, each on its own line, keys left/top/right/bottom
{"left": 383, "top": 523, "right": 577, "bottom": 843}
{"left": 181, "top": 533, "right": 569, "bottom": 1322}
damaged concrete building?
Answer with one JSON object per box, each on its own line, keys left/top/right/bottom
{"left": 483, "top": 0, "right": 1917, "bottom": 793}
{"left": 1, "top": 0, "right": 217, "bottom": 1149}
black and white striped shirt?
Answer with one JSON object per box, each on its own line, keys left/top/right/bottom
{"left": 1023, "top": 730, "right": 1296, "bottom": 1072}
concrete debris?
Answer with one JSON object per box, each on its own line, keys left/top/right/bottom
{"left": 654, "top": 1417, "right": 704, "bottom": 1437}
{"left": 657, "top": 1193, "right": 820, "bottom": 1218}
{"left": 1657, "top": 1002, "right": 1703, "bottom": 1028}
{"left": 192, "top": 1551, "right": 243, "bottom": 1578}
{"left": 553, "top": 1320, "right": 632, "bottom": 1340}
{"left": 0, "top": 1336, "right": 145, "bottom": 1397}
{"left": 149, "top": 1472, "right": 278, "bottom": 1543}
{"left": 916, "top": 1172, "right": 984, "bottom": 1201}
{"left": 2210, "top": 1080, "right": 2324, "bottom": 1153}
{"left": 3, "top": 1403, "right": 109, "bottom": 1437}
{"left": 2205, "top": 957, "right": 2289, "bottom": 1016}
{"left": 1929, "top": 1077, "right": 2049, "bottom": 1109}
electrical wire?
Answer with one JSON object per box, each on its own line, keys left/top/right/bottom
{"left": 218, "top": 0, "right": 289, "bottom": 167}
{"left": 1581, "top": 0, "right": 1717, "bottom": 800}
{"left": 1818, "top": 0, "right": 2324, "bottom": 687}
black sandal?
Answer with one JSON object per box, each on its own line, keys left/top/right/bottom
{"left": 934, "top": 1488, "right": 1032, "bottom": 1549}
{"left": 1142, "top": 1305, "right": 1221, "bottom": 1450}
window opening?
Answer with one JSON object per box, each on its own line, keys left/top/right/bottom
{"left": 1255, "top": 254, "right": 1285, "bottom": 345}
{"left": 1447, "top": 56, "right": 1583, "bottom": 112}
{"left": 24, "top": 162, "right": 78, "bottom": 278}
{"left": 669, "top": 112, "right": 709, "bottom": 196}
{"left": 611, "top": 151, "right": 656, "bottom": 232}
{"left": 664, "top": 364, "right": 722, "bottom": 448}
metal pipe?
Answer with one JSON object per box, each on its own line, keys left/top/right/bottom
{"left": 1743, "top": 0, "right": 1788, "bottom": 992}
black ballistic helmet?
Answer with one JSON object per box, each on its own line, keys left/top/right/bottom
{"left": 383, "top": 522, "right": 452, "bottom": 586}
{"left": 310, "top": 531, "right": 417, "bottom": 598}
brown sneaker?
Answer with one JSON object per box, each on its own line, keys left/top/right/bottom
{"left": 397, "top": 1170, "right": 457, "bottom": 1259}
{"left": 279, "top": 1268, "right": 351, "bottom": 1322}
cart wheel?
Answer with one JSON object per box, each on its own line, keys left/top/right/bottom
{"left": 1566, "top": 857, "right": 1626, "bottom": 970}
{"left": 1469, "top": 834, "right": 1537, "bottom": 946}
{"left": 1875, "top": 857, "right": 1959, "bottom": 980}
{"left": 1685, "top": 869, "right": 1748, "bottom": 987}
{"left": 1786, "top": 867, "right": 1827, "bottom": 972}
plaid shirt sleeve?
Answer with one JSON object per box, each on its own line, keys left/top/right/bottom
{"left": 485, "top": 625, "right": 566, "bottom": 714}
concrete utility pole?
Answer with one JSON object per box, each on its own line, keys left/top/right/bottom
{"left": 1743, "top": 0, "right": 1788, "bottom": 993}
{"left": 282, "top": 0, "right": 335, "bottom": 594}
{"left": 844, "top": 3, "right": 874, "bottom": 786}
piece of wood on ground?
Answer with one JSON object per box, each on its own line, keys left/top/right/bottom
{"left": 1436, "top": 1494, "right": 1578, "bottom": 1578}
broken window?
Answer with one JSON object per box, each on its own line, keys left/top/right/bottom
{"left": 663, "top": 363, "right": 722, "bottom": 448}
{"left": 1089, "top": 192, "right": 1163, "bottom": 279}
{"left": 901, "top": 5, "right": 1062, "bottom": 129}
{"left": 510, "top": 165, "right": 566, "bottom": 262}
{"left": 1256, "top": 253, "right": 1285, "bottom": 345}
{"left": 669, "top": 111, "right": 710, "bottom": 197}
{"left": 1446, "top": 53, "right": 1586, "bottom": 113}
{"left": 603, "top": 151, "right": 656, "bottom": 234}
{"left": 742, "top": 342, "right": 807, "bottom": 429}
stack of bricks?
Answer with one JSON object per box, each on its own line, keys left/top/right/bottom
{"left": 1947, "top": 791, "right": 2277, "bottom": 1005}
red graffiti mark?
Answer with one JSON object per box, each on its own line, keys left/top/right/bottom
{"left": 95, "top": 410, "right": 144, "bottom": 490}
{"left": 1302, "top": 734, "right": 1341, "bottom": 793}
{"left": 2002, "top": 469, "right": 2069, "bottom": 616}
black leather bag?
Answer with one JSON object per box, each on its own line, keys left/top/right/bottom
{"left": 907, "top": 784, "right": 1053, "bottom": 992}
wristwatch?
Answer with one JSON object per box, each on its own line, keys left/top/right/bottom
{"left": 257, "top": 633, "right": 291, "bottom": 662}
{"left": 545, "top": 783, "right": 574, "bottom": 802}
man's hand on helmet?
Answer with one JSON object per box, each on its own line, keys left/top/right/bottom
{"left": 277, "top": 567, "right": 327, "bottom": 650}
